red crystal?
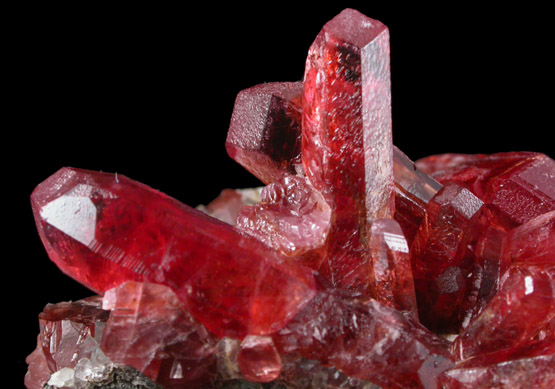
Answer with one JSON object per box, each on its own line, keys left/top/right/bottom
{"left": 439, "top": 340, "right": 555, "bottom": 388}
{"left": 237, "top": 336, "right": 282, "bottom": 383}
{"left": 486, "top": 154, "right": 555, "bottom": 228}
{"left": 31, "top": 167, "right": 317, "bottom": 338}
{"left": 226, "top": 82, "right": 303, "bottom": 184}
{"left": 100, "top": 281, "right": 217, "bottom": 387}
{"left": 415, "top": 152, "right": 538, "bottom": 199}
{"left": 453, "top": 263, "right": 555, "bottom": 361}
{"left": 302, "top": 8, "right": 394, "bottom": 295}
{"left": 501, "top": 210, "right": 555, "bottom": 265}
{"left": 368, "top": 218, "right": 418, "bottom": 316}
{"left": 393, "top": 146, "right": 442, "bottom": 246}
{"left": 273, "top": 290, "right": 453, "bottom": 388}
{"left": 236, "top": 175, "right": 331, "bottom": 268}
{"left": 197, "top": 187, "right": 261, "bottom": 226}
{"left": 416, "top": 152, "right": 555, "bottom": 229}
{"left": 26, "top": 8, "right": 555, "bottom": 389}
{"left": 410, "top": 183, "right": 488, "bottom": 333}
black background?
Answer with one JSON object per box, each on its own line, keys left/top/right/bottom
{"left": 10, "top": 2, "right": 553, "bottom": 382}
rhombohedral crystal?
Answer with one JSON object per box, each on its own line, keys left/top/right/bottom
{"left": 26, "top": 8, "right": 554, "bottom": 389}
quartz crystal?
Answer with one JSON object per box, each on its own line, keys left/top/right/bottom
{"left": 26, "top": 8, "right": 555, "bottom": 389}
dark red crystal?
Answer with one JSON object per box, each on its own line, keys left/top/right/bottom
{"left": 302, "top": 8, "right": 394, "bottom": 296}
{"left": 226, "top": 82, "right": 303, "bottom": 184}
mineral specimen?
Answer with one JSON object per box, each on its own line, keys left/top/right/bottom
{"left": 26, "top": 7, "right": 555, "bottom": 389}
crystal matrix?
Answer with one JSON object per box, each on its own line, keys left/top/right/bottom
{"left": 26, "top": 8, "right": 555, "bottom": 389}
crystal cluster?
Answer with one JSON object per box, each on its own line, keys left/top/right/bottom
{"left": 26, "top": 8, "right": 554, "bottom": 389}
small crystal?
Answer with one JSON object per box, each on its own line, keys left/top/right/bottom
{"left": 237, "top": 336, "right": 282, "bottom": 383}
{"left": 236, "top": 175, "right": 331, "bottom": 268}
{"left": 47, "top": 367, "right": 75, "bottom": 388}
{"left": 368, "top": 218, "right": 417, "bottom": 316}
{"left": 197, "top": 187, "right": 262, "bottom": 225}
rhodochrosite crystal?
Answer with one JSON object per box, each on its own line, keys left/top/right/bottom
{"left": 226, "top": 82, "right": 303, "bottom": 185}
{"left": 302, "top": 8, "right": 394, "bottom": 295}
{"left": 31, "top": 167, "right": 317, "bottom": 339}
{"left": 27, "top": 8, "right": 555, "bottom": 389}
{"left": 236, "top": 175, "right": 331, "bottom": 268}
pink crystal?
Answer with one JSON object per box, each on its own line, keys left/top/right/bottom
{"left": 368, "top": 218, "right": 418, "bottom": 316}
{"left": 393, "top": 146, "right": 442, "bottom": 246}
{"left": 273, "top": 290, "right": 453, "bottom": 388}
{"left": 302, "top": 8, "right": 394, "bottom": 295}
{"left": 101, "top": 281, "right": 217, "bottom": 387}
{"left": 453, "top": 263, "right": 555, "bottom": 360}
{"left": 237, "top": 336, "right": 282, "bottom": 383}
{"left": 236, "top": 175, "right": 331, "bottom": 268}
{"left": 226, "top": 82, "right": 303, "bottom": 184}
{"left": 439, "top": 340, "right": 555, "bottom": 388}
{"left": 197, "top": 187, "right": 261, "bottom": 226}
{"left": 31, "top": 167, "right": 317, "bottom": 338}
{"left": 24, "top": 337, "right": 53, "bottom": 389}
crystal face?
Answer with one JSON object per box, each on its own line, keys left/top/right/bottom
{"left": 26, "top": 8, "right": 555, "bottom": 389}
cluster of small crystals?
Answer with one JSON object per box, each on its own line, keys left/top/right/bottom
{"left": 26, "top": 8, "right": 554, "bottom": 389}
